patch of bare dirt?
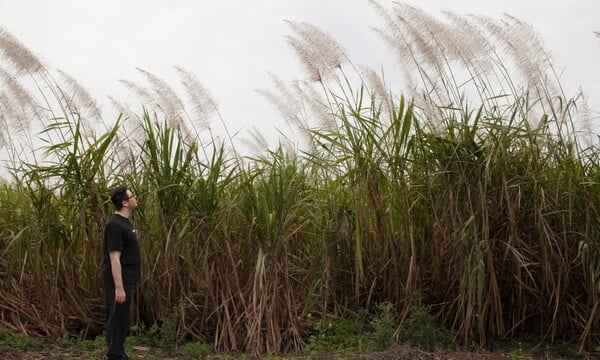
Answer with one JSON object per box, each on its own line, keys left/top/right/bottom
{"left": 2, "top": 344, "right": 597, "bottom": 359}
{"left": 311, "top": 345, "right": 511, "bottom": 360}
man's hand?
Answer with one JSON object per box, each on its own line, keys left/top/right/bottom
{"left": 109, "top": 251, "right": 125, "bottom": 303}
{"left": 115, "top": 287, "right": 126, "bottom": 303}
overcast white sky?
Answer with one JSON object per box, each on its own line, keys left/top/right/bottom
{"left": 1, "top": 0, "right": 599, "bottom": 149}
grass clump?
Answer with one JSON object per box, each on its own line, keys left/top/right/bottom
{"left": 56, "top": 334, "right": 104, "bottom": 351}
{"left": 0, "top": 330, "right": 43, "bottom": 351}
{"left": 398, "top": 305, "right": 457, "bottom": 351}
{"left": 305, "top": 315, "right": 365, "bottom": 354}
{"left": 366, "top": 302, "right": 396, "bottom": 351}
{"left": 305, "top": 304, "right": 398, "bottom": 354}
{"left": 180, "top": 341, "right": 213, "bottom": 358}
{"left": 125, "top": 305, "right": 181, "bottom": 354}
{"left": 546, "top": 342, "right": 585, "bottom": 359}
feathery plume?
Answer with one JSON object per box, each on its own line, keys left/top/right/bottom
{"left": 136, "top": 67, "right": 187, "bottom": 132}
{"left": 119, "top": 79, "right": 161, "bottom": 114}
{"left": 370, "top": 27, "right": 418, "bottom": 99}
{"left": 474, "top": 15, "right": 550, "bottom": 89}
{"left": 394, "top": 4, "right": 463, "bottom": 106}
{"left": 284, "top": 20, "right": 346, "bottom": 82}
{"left": 443, "top": 12, "right": 495, "bottom": 70}
{"left": 391, "top": 5, "right": 443, "bottom": 72}
{"left": 292, "top": 80, "right": 336, "bottom": 131}
{"left": 257, "top": 73, "right": 303, "bottom": 127}
{"left": 502, "top": 14, "right": 552, "bottom": 71}
{"left": 107, "top": 95, "right": 144, "bottom": 141}
{"left": 0, "top": 92, "right": 29, "bottom": 133}
{"left": 471, "top": 15, "right": 548, "bottom": 118}
{"left": 502, "top": 14, "right": 563, "bottom": 117}
{"left": 284, "top": 35, "right": 324, "bottom": 82}
{"left": 575, "top": 89, "right": 595, "bottom": 147}
{"left": 361, "top": 66, "right": 394, "bottom": 119}
{"left": 369, "top": 1, "right": 418, "bottom": 71}
{"left": 107, "top": 95, "right": 133, "bottom": 120}
{"left": 118, "top": 78, "right": 189, "bottom": 137}
{"left": 396, "top": 4, "right": 461, "bottom": 61}
{"left": 370, "top": 1, "right": 436, "bottom": 104}
{"left": 0, "top": 112, "right": 8, "bottom": 149}
{"left": 257, "top": 74, "right": 314, "bottom": 147}
{"left": 57, "top": 69, "right": 102, "bottom": 121}
{"left": 0, "top": 27, "right": 44, "bottom": 75}
{"left": 370, "top": 1, "right": 451, "bottom": 106}
{"left": 239, "top": 126, "right": 269, "bottom": 154}
{"left": 442, "top": 11, "right": 512, "bottom": 109}
{"left": 173, "top": 65, "right": 219, "bottom": 132}
{"left": 285, "top": 21, "right": 346, "bottom": 68}
{"left": 0, "top": 67, "right": 42, "bottom": 122}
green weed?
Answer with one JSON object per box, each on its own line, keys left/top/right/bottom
{"left": 398, "top": 305, "right": 457, "bottom": 351}
{"left": 0, "top": 331, "right": 43, "bottom": 351}
{"left": 305, "top": 315, "right": 365, "bottom": 354}
{"left": 366, "top": 302, "right": 396, "bottom": 351}
{"left": 180, "top": 341, "right": 212, "bottom": 358}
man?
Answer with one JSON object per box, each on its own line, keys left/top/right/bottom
{"left": 103, "top": 185, "right": 141, "bottom": 360}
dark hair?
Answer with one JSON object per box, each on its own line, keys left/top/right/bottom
{"left": 110, "top": 185, "right": 129, "bottom": 210}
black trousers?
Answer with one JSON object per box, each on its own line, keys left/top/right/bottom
{"left": 104, "top": 280, "right": 135, "bottom": 360}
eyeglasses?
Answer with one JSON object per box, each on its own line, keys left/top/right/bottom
{"left": 126, "top": 194, "right": 136, "bottom": 200}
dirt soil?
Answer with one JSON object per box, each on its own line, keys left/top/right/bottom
{"left": 0, "top": 344, "right": 596, "bottom": 359}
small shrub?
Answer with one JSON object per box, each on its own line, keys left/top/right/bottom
{"left": 76, "top": 336, "right": 105, "bottom": 351}
{"left": 547, "top": 342, "right": 584, "bottom": 359}
{"left": 398, "top": 304, "right": 457, "bottom": 351}
{"left": 305, "top": 315, "right": 365, "bottom": 354}
{"left": 0, "top": 331, "right": 43, "bottom": 351}
{"left": 180, "top": 341, "right": 212, "bottom": 358}
{"left": 158, "top": 304, "right": 181, "bottom": 352}
{"left": 56, "top": 333, "right": 104, "bottom": 351}
{"left": 367, "top": 302, "right": 396, "bottom": 351}
{"left": 305, "top": 317, "right": 336, "bottom": 353}
{"left": 125, "top": 306, "right": 181, "bottom": 354}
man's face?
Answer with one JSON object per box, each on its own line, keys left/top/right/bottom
{"left": 124, "top": 190, "right": 138, "bottom": 210}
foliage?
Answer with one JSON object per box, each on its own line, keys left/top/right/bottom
{"left": 366, "top": 302, "right": 396, "bottom": 351}
{"left": 305, "top": 315, "right": 365, "bottom": 354}
{"left": 127, "top": 307, "right": 180, "bottom": 354}
{"left": 305, "top": 304, "right": 397, "bottom": 354}
{"left": 546, "top": 342, "right": 585, "bottom": 359}
{"left": 180, "top": 341, "right": 213, "bottom": 358}
{"left": 57, "top": 334, "right": 105, "bottom": 351}
{"left": 398, "top": 305, "right": 457, "bottom": 351}
{"left": 0, "top": 330, "right": 43, "bottom": 351}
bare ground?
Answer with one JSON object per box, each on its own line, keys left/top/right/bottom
{"left": 0, "top": 344, "right": 596, "bottom": 360}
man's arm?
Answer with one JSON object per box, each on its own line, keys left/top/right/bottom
{"left": 109, "top": 251, "right": 126, "bottom": 303}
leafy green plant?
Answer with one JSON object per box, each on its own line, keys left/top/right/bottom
{"left": 0, "top": 331, "right": 43, "bottom": 351}
{"left": 56, "top": 334, "right": 104, "bottom": 351}
{"left": 305, "top": 315, "right": 365, "bottom": 354}
{"left": 305, "top": 317, "right": 337, "bottom": 354}
{"left": 180, "top": 341, "right": 212, "bottom": 358}
{"left": 398, "top": 305, "right": 457, "bottom": 351}
{"left": 124, "top": 306, "right": 180, "bottom": 354}
{"left": 367, "top": 302, "right": 396, "bottom": 351}
{"left": 546, "top": 342, "right": 585, "bottom": 359}
{"left": 158, "top": 305, "right": 181, "bottom": 353}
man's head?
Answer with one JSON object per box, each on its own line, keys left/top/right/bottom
{"left": 110, "top": 185, "right": 137, "bottom": 212}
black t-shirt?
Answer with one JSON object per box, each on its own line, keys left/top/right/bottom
{"left": 103, "top": 214, "right": 141, "bottom": 284}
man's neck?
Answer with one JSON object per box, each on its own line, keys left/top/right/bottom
{"left": 116, "top": 210, "right": 130, "bottom": 218}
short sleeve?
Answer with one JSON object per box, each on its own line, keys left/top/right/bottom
{"left": 105, "top": 222, "right": 125, "bottom": 253}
